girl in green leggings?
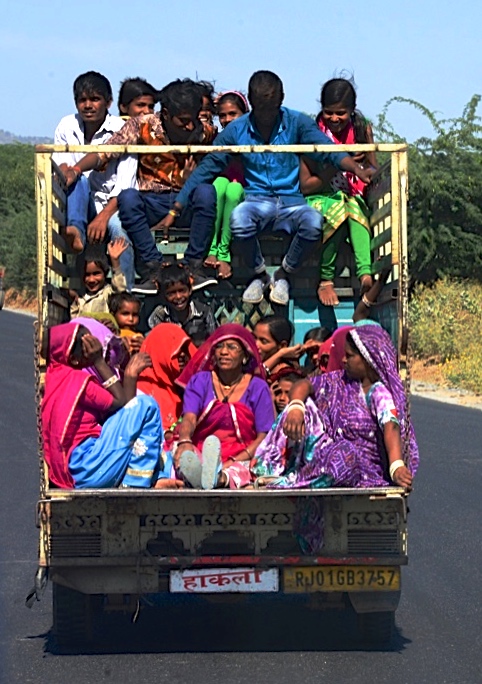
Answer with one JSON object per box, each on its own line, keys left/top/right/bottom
{"left": 204, "top": 91, "right": 249, "bottom": 279}
{"left": 300, "top": 78, "right": 378, "bottom": 306}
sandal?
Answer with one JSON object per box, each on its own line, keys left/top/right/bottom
{"left": 179, "top": 451, "right": 203, "bottom": 488}
{"left": 317, "top": 281, "right": 339, "bottom": 307}
{"left": 201, "top": 436, "right": 222, "bottom": 490}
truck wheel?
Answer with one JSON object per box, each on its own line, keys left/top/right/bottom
{"left": 357, "top": 611, "right": 395, "bottom": 646}
{"left": 52, "top": 583, "right": 101, "bottom": 649}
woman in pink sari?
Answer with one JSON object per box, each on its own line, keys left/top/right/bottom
{"left": 175, "top": 324, "right": 275, "bottom": 489}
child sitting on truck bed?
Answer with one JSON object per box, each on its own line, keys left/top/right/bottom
{"left": 146, "top": 263, "right": 217, "bottom": 347}
{"left": 70, "top": 239, "right": 128, "bottom": 317}
{"left": 108, "top": 292, "right": 144, "bottom": 355}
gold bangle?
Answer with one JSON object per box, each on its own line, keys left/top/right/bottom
{"left": 168, "top": 209, "right": 179, "bottom": 218}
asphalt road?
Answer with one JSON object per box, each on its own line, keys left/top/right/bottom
{"left": 1, "top": 310, "right": 481, "bottom": 684}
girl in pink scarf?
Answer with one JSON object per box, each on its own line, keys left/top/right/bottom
{"left": 300, "top": 78, "right": 378, "bottom": 307}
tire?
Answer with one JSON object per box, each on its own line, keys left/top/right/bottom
{"left": 357, "top": 611, "right": 395, "bottom": 646}
{"left": 52, "top": 583, "right": 102, "bottom": 650}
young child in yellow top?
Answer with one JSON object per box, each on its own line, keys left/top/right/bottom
{"left": 70, "top": 238, "right": 128, "bottom": 317}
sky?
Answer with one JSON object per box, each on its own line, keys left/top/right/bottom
{"left": 1, "top": 0, "right": 481, "bottom": 142}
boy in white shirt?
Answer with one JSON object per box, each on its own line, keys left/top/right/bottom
{"left": 53, "top": 71, "right": 137, "bottom": 289}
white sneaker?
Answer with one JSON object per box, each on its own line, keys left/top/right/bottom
{"left": 270, "top": 278, "right": 290, "bottom": 306}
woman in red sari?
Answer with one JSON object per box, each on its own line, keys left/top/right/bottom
{"left": 175, "top": 324, "right": 275, "bottom": 489}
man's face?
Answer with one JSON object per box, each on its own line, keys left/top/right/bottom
{"left": 250, "top": 93, "right": 282, "bottom": 131}
{"left": 163, "top": 109, "right": 197, "bottom": 132}
{"left": 75, "top": 90, "right": 111, "bottom": 126}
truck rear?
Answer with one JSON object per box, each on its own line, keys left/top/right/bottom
{"left": 32, "top": 141, "right": 411, "bottom": 648}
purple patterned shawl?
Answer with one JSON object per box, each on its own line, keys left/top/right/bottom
{"left": 252, "top": 324, "right": 419, "bottom": 489}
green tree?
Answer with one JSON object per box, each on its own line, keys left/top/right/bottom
{"left": 0, "top": 144, "right": 36, "bottom": 292}
{"left": 375, "top": 96, "right": 482, "bottom": 282}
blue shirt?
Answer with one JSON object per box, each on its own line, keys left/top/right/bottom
{"left": 177, "top": 107, "right": 349, "bottom": 206}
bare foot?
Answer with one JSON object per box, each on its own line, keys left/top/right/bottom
{"left": 64, "top": 226, "right": 84, "bottom": 253}
{"left": 217, "top": 261, "right": 232, "bottom": 279}
{"left": 360, "top": 275, "right": 373, "bottom": 295}
{"left": 317, "top": 281, "right": 339, "bottom": 306}
{"left": 203, "top": 255, "right": 217, "bottom": 269}
{"left": 154, "top": 478, "right": 185, "bottom": 489}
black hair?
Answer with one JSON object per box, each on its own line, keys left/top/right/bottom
{"left": 73, "top": 71, "right": 113, "bottom": 103}
{"left": 258, "top": 315, "right": 294, "bottom": 345}
{"left": 117, "top": 77, "right": 158, "bottom": 112}
{"left": 277, "top": 371, "right": 304, "bottom": 384}
{"left": 158, "top": 262, "right": 193, "bottom": 292}
{"left": 303, "top": 326, "right": 333, "bottom": 344}
{"left": 197, "top": 80, "right": 215, "bottom": 112}
{"left": 108, "top": 291, "right": 141, "bottom": 315}
{"left": 216, "top": 92, "right": 249, "bottom": 115}
{"left": 82, "top": 244, "right": 109, "bottom": 276}
{"left": 248, "top": 70, "right": 284, "bottom": 104}
{"left": 158, "top": 78, "right": 204, "bottom": 117}
{"left": 318, "top": 77, "right": 368, "bottom": 144}
{"left": 345, "top": 331, "right": 359, "bottom": 353}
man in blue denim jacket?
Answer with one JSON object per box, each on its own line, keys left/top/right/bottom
{"left": 162, "top": 71, "right": 373, "bottom": 305}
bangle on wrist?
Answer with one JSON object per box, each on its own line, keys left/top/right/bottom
{"left": 287, "top": 399, "right": 305, "bottom": 410}
{"left": 362, "top": 294, "right": 375, "bottom": 308}
{"left": 177, "top": 439, "right": 193, "bottom": 446}
{"left": 389, "top": 459, "right": 405, "bottom": 480}
{"left": 168, "top": 209, "right": 179, "bottom": 218}
{"left": 72, "top": 165, "right": 82, "bottom": 177}
{"left": 102, "top": 375, "right": 119, "bottom": 389}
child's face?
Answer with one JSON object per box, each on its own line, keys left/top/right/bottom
{"left": 218, "top": 100, "right": 244, "bottom": 129}
{"left": 321, "top": 101, "right": 352, "bottom": 135}
{"left": 122, "top": 95, "right": 155, "bottom": 118}
{"left": 84, "top": 262, "right": 106, "bottom": 294}
{"left": 164, "top": 282, "right": 191, "bottom": 312}
{"left": 75, "top": 90, "right": 111, "bottom": 127}
{"left": 272, "top": 379, "right": 294, "bottom": 413}
{"left": 199, "top": 96, "right": 213, "bottom": 124}
{"left": 253, "top": 323, "right": 281, "bottom": 361}
{"left": 114, "top": 302, "right": 140, "bottom": 331}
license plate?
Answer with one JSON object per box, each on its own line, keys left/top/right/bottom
{"left": 170, "top": 567, "right": 279, "bottom": 593}
{"left": 283, "top": 566, "right": 400, "bottom": 593}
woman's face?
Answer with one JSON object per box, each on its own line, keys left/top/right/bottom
{"left": 218, "top": 99, "right": 245, "bottom": 129}
{"left": 213, "top": 338, "right": 246, "bottom": 373}
{"left": 321, "top": 101, "right": 352, "bottom": 135}
{"left": 342, "top": 341, "right": 370, "bottom": 380}
{"left": 253, "top": 323, "right": 281, "bottom": 361}
{"left": 69, "top": 325, "right": 91, "bottom": 368}
{"left": 176, "top": 342, "right": 192, "bottom": 372}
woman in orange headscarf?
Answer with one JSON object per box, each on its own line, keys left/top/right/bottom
{"left": 136, "top": 323, "right": 197, "bottom": 431}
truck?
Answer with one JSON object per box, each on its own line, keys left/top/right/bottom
{"left": 30, "top": 140, "right": 412, "bottom": 649}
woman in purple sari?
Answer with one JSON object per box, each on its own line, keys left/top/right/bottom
{"left": 252, "top": 324, "right": 418, "bottom": 490}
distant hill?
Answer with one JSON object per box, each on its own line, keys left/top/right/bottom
{"left": 0, "top": 129, "right": 53, "bottom": 145}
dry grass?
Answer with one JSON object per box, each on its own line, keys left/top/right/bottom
{"left": 4, "top": 288, "right": 37, "bottom": 313}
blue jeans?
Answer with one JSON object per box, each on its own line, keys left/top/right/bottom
{"left": 67, "top": 176, "right": 135, "bottom": 290}
{"left": 66, "top": 175, "right": 92, "bottom": 247}
{"left": 107, "top": 212, "right": 135, "bottom": 290}
{"left": 117, "top": 184, "right": 217, "bottom": 265}
{"left": 230, "top": 196, "right": 322, "bottom": 274}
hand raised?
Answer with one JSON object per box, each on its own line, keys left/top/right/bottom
{"left": 125, "top": 351, "right": 152, "bottom": 377}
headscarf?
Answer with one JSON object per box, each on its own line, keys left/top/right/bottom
{"left": 177, "top": 323, "right": 265, "bottom": 389}
{"left": 75, "top": 312, "right": 120, "bottom": 334}
{"left": 137, "top": 323, "right": 197, "bottom": 430}
{"left": 326, "top": 326, "right": 353, "bottom": 372}
{"left": 73, "top": 316, "right": 127, "bottom": 380}
{"left": 348, "top": 324, "right": 419, "bottom": 473}
{"left": 41, "top": 322, "right": 92, "bottom": 487}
